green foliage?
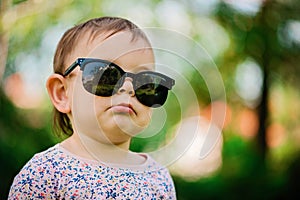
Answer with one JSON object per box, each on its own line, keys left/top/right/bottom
{"left": 12, "top": 0, "right": 27, "bottom": 4}
{"left": 173, "top": 134, "right": 290, "bottom": 200}
{"left": 0, "top": 89, "right": 57, "bottom": 198}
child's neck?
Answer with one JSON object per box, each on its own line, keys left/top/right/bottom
{"left": 60, "top": 132, "right": 146, "bottom": 166}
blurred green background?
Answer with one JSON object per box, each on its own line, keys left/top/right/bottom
{"left": 1, "top": 0, "right": 300, "bottom": 199}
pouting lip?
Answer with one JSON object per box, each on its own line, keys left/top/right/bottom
{"left": 109, "top": 103, "right": 136, "bottom": 115}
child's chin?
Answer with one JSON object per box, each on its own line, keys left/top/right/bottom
{"left": 114, "top": 122, "right": 146, "bottom": 137}
{"left": 110, "top": 108, "right": 151, "bottom": 128}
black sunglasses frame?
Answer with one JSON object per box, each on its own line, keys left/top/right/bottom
{"left": 62, "top": 58, "right": 175, "bottom": 107}
{"left": 63, "top": 58, "right": 175, "bottom": 89}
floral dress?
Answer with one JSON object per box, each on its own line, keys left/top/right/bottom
{"left": 8, "top": 144, "right": 176, "bottom": 199}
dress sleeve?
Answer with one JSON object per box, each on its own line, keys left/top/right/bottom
{"left": 164, "top": 169, "right": 177, "bottom": 199}
{"left": 8, "top": 154, "right": 59, "bottom": 199}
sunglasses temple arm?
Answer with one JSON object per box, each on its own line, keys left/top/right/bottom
{"left": 171, "top": 79, "right": 175, "bottom": 88}
{"left": 63, "top": 61, "right": 80, "bottom": 77}
{"left": 166, "top": 78, "right": 175, "bottom": 89}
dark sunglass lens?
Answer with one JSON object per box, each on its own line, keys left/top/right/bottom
{"left": 136, "top": 85, "right": 168, "bottom": 107}
{"left": 82, "top": 62, "right": 122, "bottom": 96}
{"left": 135, "top": 74, "right": 169, "bottom": 107}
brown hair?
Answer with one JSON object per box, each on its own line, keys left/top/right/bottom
{"left": 52, "top": 16, "right": 150, "bottom": 137}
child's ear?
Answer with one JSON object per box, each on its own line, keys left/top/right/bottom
{"left": 46, "top": 74, "right": 71, "bottom": 113}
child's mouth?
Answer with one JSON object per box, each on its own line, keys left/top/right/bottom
{"left": 110, "top": 103, "right": 135, "bottom": 115}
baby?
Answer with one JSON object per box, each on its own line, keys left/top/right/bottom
{"left": 8, "top": 17, "right": 176, "bottom": 199}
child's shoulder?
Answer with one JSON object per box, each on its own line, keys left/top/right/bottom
{"left": 17, "top": 144, "right": 66, "bottom": 175}
{"left": 27, "top": 144, "right": 63, "bottom": 165}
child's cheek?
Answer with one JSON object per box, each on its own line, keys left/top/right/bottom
{"left": 135, "top": 107, "right": 152, "bottom": 130}
{"left": 71, "top": 78, "right": 105, "bottom": 136}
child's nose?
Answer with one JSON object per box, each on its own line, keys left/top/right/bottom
{"left": 117, "top": 77, "right": 135, "bottom": 96}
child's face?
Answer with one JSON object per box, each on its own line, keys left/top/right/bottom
{"left": 65, "top": 31, "right": 155, "bottom": 145}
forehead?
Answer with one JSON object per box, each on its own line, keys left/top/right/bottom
{"left": 68, "top": 31, "right": 154, "bottom": 68}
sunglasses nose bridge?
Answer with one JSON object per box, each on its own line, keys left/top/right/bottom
{"left": 123, "top": 72, "right": 135, "bottom": 79}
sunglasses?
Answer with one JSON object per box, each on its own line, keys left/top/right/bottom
{"left": 62, "top": 58, "right": 175, "bottom": 107}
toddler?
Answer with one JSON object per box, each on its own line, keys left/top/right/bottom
{"left": 9, "top": 16, "right": 176, "bottom": 199}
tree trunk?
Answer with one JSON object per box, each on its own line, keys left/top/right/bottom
{"left": 255, "top": 0, "right": 274, "bottom": 161}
